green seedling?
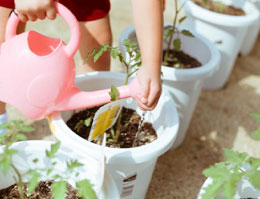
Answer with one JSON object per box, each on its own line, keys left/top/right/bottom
{"left": 202, "top": 149, "right": 260, "bottom": 199}
{"left": 0, "top": 120, "right": 97, "bottom": 199}
{"left": 202, "top": 113, "right": 260, "bottom": 199}
{"left": 85, "top": 40, "right": 142, "bottom": 145}
{"left": 163, "top": 0, "right": 194, "bottom": 67}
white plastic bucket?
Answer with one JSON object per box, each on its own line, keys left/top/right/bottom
{"left": 49, "top": 72, "right": 179, "bottom": 199}
{"left": 0, "top": 140, "right": 119, "bottom": 199}
{"left": 119, "top": 25, "right": 220, "bottom": 149}
{"left": 182, "top": 0, "right": 260, "bottom": 89}
{"left": 240, "top": 0, "right": 260, "bottom": 55}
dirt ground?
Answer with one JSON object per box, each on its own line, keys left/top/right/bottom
{"left": 6, "top": 0, "right": 260, "bottom": 198}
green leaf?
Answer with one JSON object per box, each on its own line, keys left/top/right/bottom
{"left": 51, "top": 181, "right": 67, "bottom": 199}
{"left": 19, "top": 125, "right": 34, "bottom": 132}
{"left": 223, "top": 148, "right": 248, "bottom": 165}
{"left": 248, "top": 169, "right": 260, "bottom": 189}
{"left": 250, "top": 113, "right": 260, "bottom": 122}
{"left": 251, "top": 127, "right": 260, "bottom": 140}
{"left": 123, "top": 39, "right": 136, "bottom": 48}
{"left": 76, "top": 179, "right": 97, "bottom": 199}
{"left": 93, "top": 48, "right": 104, "bottom": 63}
{"left": 46, "top": 141, "right": 60, "bottom": 158}
{"left": 84, "top": 117, "right": 92, "bottom": 127}
{"left": 222, "top": 171, "right": 243, "bottom": 199}
{"left": 15, "top": 133, "right": 27, "bottom": 141}
{"left": 201, "top": 179, "right": 223, "bottom": 199}
{"left": 27, "top": 170, "right": 40, "bottom": 194}
{"left": 164, "top": 29, "right": 174, "bottom": 40}
{"left": 179, "top": 16, "right": 187, "bottom": 24}
{"left": 0, "top": 154, "right": 12, "bottom": 174}
{"left": 203, "top": 163, "right": 230, "bottom": 179}
{"left": 85, "top": 49, "right": 96, "bottom": 63}
{"left": 111, "top": 48, "right": 120, "bottom": 59}
{"left": 248, "top": 157, "right": 260, "bottom": 170}
{"left": 67, "top": 160, "right": 84, "bottom": 170}
{"left": 173, "top": 38, "right": 181, "bottom": 51}
{"left": 181, "top": 30, "right": 194, "bottom": 37}
{"left": 202, "top": 163, "right": 243, "bottom": 199}
{"left": 109, "top": 85, "right": 119, "bottom": 101}
{"left": 0, "top": 122, "right": 9, "bottom": 129}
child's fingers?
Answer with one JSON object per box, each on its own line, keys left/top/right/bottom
{"left": 27, "top": 13, "right": 37, "bottom": 21}
{"left": 36, "top": 10, "right": 47, "bottom": 20}
{"left": 46, "top": 7, "right": 56, "bottom": 20}
{"left": 148, "top": 93, "right": 161, "bottom": 110}
{"left": 17, "top": 13, "right": 29, "bottom": 22}
{"left": 147, "top": 84, "right": 161, "bottom": 107}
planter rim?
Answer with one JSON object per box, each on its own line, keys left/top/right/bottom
{"left": 50, "top": 71, "right": 179, "bottom": 164}
{"left": 184, "top": 0, "right": 260, "bottom": 27}
{"left": 119, "top": 25, "right": 221, "bottom": 82}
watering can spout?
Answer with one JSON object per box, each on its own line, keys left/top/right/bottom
{"left": 56, "top": 78, "right": 141, "bottom": 111}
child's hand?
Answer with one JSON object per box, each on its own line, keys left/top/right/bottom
{"left": 14, "top": 0, "right": 56, "bottom": 22}
{"left": 135, "top": 65, "right": 162, "bottom": 111}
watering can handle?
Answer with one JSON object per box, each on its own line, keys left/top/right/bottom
{"left": 5, "top": 2, "right": 80, "bottom": 57}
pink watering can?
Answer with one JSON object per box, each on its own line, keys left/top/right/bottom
{"left": 0, "top": 2, "right": 141, "bottom": 120}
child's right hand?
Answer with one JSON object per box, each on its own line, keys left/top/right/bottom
{"left": 14, "top": 0, "right": 56, "bottom": 22}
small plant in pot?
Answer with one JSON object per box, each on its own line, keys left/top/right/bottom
{"left": 194, "top": 0, "right": 246, "bottom": 16}
{"left": 182, "top": 0, "right": 260, "bottom": 89}
{"left": 48, "top": 40, "right": 179, "bottom": 199}
{"left": 198, "top": 113, "right": 260, "bottom": 199}
{"left": 162, "top": 0, "right": 201, "bottom": 69}
{"left": 0, "top": 120, "right": 109, "bottom": 199}
{"left": 119, "top": 0, "right": 220, "bottom": 149}
{"left": 75, "top": 40, "right": 157, "bottom": 148}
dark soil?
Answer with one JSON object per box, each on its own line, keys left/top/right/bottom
{"left": 193, "top": 0, "right": 246, "bottom": 16}
{"left": 0, "top": 180, "right": 81, "bottom": 199}
{"left": 67, "top": 106, "right": 157, "bottom": 148}
{"left": 162, "top": 49, "right": 202, "bottom": 69}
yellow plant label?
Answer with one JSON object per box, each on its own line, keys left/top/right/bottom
{"left": 88, "top": 100, "right": 124, "bottom": 141}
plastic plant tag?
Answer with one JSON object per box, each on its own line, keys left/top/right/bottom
{"left": 88, "top": 100, "right": 124, "bottom": 141}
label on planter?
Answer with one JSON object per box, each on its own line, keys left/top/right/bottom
{"left": 88, "top": 100, "right": 124, "bottom": 141}
{"left": 121, "top": 173, "right": 137, "bottom": 198}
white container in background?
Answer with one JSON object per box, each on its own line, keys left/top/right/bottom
{"left": 119, "top": 25, "right": 220, "bottom": 149}
{"left": 182, "top": 0, "right": 260, "bottom": 89}
{"left": 49, "top": 72, "right": 179, "bottom": 199}
{"left": 241, "top": 0, "right": 260, "bottom": 55}
{"left": 0, "top": 140, "right": 119, "bottom": 199}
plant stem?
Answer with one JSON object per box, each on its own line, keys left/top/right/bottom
{"left": 114, "top": 111, "right": 122, "bottom": 144}
{"left": 123, "top": 59, "right": 130, "bottom": 85}
{"left": 11, "top": 164, "right": 25, "bottom": 199}
{"left": 164, "top": 0, "right": 179, "bottom": 63}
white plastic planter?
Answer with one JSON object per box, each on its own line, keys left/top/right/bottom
{"left": 241, "top": 0, "right": 260, "bottom": 55}
{"left": 182, "top": 0, "right": 260, "bottom": 89}
{"left": 0, "top": 140, "right": 119, "bottom": 199}
{"left": 119, "top": 25, "right": 220, "bottom": 149}
{"left": 49, "top": 72, "right": 179, "bottom": 199}
{"left": 198, "top": 175, "right": 260, "bottom": 199}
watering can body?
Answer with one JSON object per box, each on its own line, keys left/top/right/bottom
{"left": 0, "top": 3, "right": 140, "bottom": 120}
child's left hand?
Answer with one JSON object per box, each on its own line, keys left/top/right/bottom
{"left": 135, "top": 64, "right": 162, "bottom": 111}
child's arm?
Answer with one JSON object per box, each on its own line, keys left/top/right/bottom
{"left": 131, "top": 0, "right": 163, "bottom": 110}
{"left": 14, "top": 0, "right": 56, "bottom": 22}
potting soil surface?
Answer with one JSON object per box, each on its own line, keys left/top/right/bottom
{"left": 0, "top": 181, "right": 80, "bottom": 199}
{"left": 6, "top": 1, "right": 260, "bottom": 198}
